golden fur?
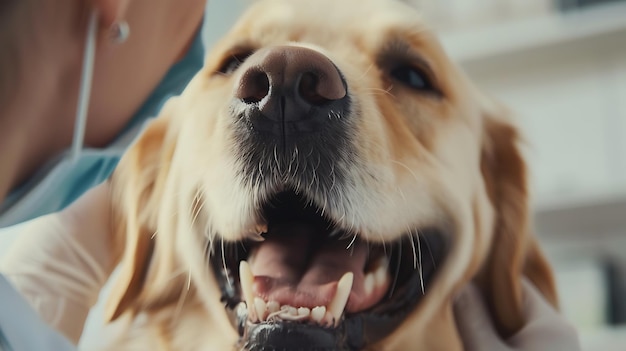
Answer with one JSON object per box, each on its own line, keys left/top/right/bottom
{"left": 98, "top": 0, "right": 557, "bottom": 349}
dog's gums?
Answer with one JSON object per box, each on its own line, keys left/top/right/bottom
{"left": 210, "top": 191, "right": 448, "bottom": 350}
{"left": 239, "top": 264, "right": 359, "bottom": 326}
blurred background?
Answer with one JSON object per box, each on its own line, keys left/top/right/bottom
{"left": 411, "top": 1, "right": 626, "bottom": 350}
{"left": 416, "top": 2, "right": 626, "bottom": 350}
{"left": 1, "top": 0, "right": 625, "bottom": 349}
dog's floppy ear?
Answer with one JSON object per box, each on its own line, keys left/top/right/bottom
{"left": 104, "top": 101, "right": 186, "bottom": 322}
{"left": 476, "top": 108, "right": 558, "bottom": 337}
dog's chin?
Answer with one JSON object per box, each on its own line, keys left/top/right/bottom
{"left": 210, "top": 190, "right": 448, "bottom": 351}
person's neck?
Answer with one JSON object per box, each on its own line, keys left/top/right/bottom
{"left": 0, "top": 133, "right": 22, "bottom": 202}
{"left": 0, "top": 61, "right": 75, "bottom": 196}
{"left": 0, "top": 0, "right": 84, "bottom": 196}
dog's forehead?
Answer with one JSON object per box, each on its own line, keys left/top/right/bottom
{"left": 229, "top": 0, "right": 429, "bottom": 50}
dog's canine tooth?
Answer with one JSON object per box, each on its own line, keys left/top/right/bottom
{"left": 311, "top": 306, "right": 326, "bottom": 322}
{"left": 267, "top": 300, "right": 280, "bottom": 313}
{"left": 297, "top": 307, "right": 311, "bottom": 317}
{"left": 328, "top": 272, "right": 353, "bottom": 324}
{"left": 239, "top": 261, "right": 256, "bottom": 320}
{"left": 254, "top": 297, "right": 267, "bottom": 321}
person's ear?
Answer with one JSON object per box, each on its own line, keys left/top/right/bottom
{"left": 92, "top": 0, "right": 130, "bottom": 28}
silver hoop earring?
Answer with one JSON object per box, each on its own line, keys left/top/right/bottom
{"left": 109, "top": 21, "right": 130, "bottom": 44}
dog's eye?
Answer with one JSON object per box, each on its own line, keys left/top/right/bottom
{"left": 390, "top": 65, "right": 434, "bottom": 92}
{"left": 217, "top": 51, "right": 253, "bottom": 74}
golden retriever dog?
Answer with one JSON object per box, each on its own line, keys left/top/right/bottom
{"left": 101, "top": 0, "right": 558, "bottom": 349}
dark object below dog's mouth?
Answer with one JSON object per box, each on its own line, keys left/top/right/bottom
{"left": 210, "top": 190, "right": 448, "bottom": 350}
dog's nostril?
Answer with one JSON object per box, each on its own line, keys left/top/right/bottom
{"left": 238, "top": 70, "right": 270, "bottom": 104}
{"left": 298, "top": 72, "right": 329, "bottom": 106}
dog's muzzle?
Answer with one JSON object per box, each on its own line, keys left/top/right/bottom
{"left": 216, "top": 46, "right": 449, "bottom": 351}
{"left": 231, "top": 46, "right": 354, "bottom": 195}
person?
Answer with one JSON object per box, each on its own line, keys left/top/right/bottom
{"left": 0, "top": 0, "right": 205, "bottom": 227}
{"left": 0, "top": 0, "right": 205, "bottom": 349}
{"left": 0, "top": 0, "right": 581, "bottom": 350}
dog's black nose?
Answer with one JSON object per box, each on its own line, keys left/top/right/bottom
{"left": 235, "top": 46, "right": 349, "bottom": 137}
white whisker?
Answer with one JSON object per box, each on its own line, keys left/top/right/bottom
{"left": 173, "top": 269, "right": 192, "bottom": 322}
{"left": 409, "top": 230, "right": 418, "bottom": 270}
{"left": 221, "top": 238, "right": 232, "bottom": 288}
{"left": 416, "top": 231, "right": 424, "bottom": 294}
{"left": 363, "top": 86, "right": 395, "bottom": 98}
{"left": 190, "top": 190, "right": 205, "bottom": 228}
{"left": 356, "top": 63, "right": 375, "bottom": 81}
{"left": 388, "top": 240, "right": 402, "bottom": 298}
{"left": 346, "top": 232, "right": 358, "bottom": 251}
{"left": 422, "top": 234, "right": 437, "bottom": 268}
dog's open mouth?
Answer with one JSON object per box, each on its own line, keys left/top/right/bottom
{"left": 211, "top": 190, "right": 448, "bottom": 350}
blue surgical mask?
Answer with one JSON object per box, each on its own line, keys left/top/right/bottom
{"left": 0, "top": 125, "right": 142, "bottom": 228}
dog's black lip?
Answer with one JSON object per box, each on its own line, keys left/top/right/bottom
{"left": 210, "top": 191, "right": 448, "bottom": 350}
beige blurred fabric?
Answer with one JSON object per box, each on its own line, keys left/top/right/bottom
{"left": 0, "top": 183, "right": 115, "bottom": 344}
{"left": 454, "top": 278, "right": 582, "bottom": 351}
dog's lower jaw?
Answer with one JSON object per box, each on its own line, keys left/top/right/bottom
{"left": 232, "top": 305, "right": 464, "bottom": 351}
{"left": 227, "top": 254, "right": 439, "bottom": 351}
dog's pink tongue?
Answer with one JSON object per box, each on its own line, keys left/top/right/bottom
{"left": 249, "top": 222, "right": 368, "bottom": 309}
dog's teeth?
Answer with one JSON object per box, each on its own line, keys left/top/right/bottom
{"left": 324, "top": 310, "right": 335, "bottom": 326}
{"left": 328, "top": 272, "right": 353, "bottom": 324}
{"left": 276, "top": 305, "right": 298, "bottom": 320}
{"left": 375, "top": 259, "right": 388, "bottom": 287}
{"left": 267, "top": 301, "right": 280, "bottom": 313}
{"left": 254, "top": 297, "right": 267, "bottom": 321}
{"left": 297, "top": 307, "right": 310, "bottom": 317}
{"left": 311, "top": 306, "right": 326, "bottom": 322}
{"left": 239, "top": 261, "right": 256, "bottom": 320}
{"left": 279, "top": 304, "right": 298, "bottom": 316}
{"left": 364, "top": 273, "right": 375, "bottom": 295}
{"left": 236, "top": 302, "right": 247, "bottom": 318}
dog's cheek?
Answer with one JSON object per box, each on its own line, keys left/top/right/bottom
{"left": 172, "top": 94, "right": 265, "bottom": 242}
